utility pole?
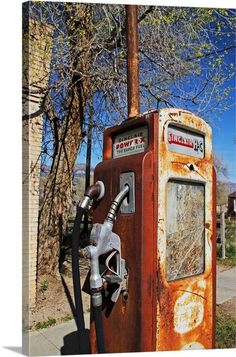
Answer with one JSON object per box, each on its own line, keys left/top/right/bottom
{"left": 126, "top": 5, "right": 140, "bottom": 119}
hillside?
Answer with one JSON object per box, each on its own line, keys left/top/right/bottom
{"left": 229, "top": 182, "right": 236, "bottom": 194}
{"left": 41, "top": 163, "right": 94, "bottom": 178}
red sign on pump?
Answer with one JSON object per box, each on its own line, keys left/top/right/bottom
{"left": 167, "top": 125, "right": 204, "bottom": 158}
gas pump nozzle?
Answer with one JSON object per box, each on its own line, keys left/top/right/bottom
{"left": 82, "top": 185, "right": 129, "bottom": 306}
{"left": 82, "top": 222, "right": 123, "bottom": 306}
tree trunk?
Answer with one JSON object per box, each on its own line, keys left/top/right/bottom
{"left": 37, "top": 99, "right": 83, "bottom": 277}
{"left": 37, "top": 4, "right": 93, "bottom": 278}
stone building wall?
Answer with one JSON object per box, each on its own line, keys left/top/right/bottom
{"left": 22, "top": 19, "right": 53, "bottom": 327}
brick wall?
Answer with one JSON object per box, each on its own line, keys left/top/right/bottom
{"left": 22, "top": 19, "right": 53, "bottom": 329}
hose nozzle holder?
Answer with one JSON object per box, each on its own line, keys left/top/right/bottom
{"left": 79, "top": 181, "right": 105, "bottom": 211}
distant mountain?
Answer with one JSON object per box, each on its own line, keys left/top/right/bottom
{"left": 41, "top": 163, "right": 94, "bottom": 178}
{"left": 217, "top": 181, "right": 236, "bottom": 195}
{"left": 41, "top": 164, "right": 50, "bottom": 176}
{"left": 74, "top": 163, "right": 94, "bottom": 177}
{"left": 229, "top": 182, "right": 236, "bottom": 194}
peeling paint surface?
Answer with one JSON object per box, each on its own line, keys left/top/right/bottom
{"left": 174, "top": 291, "right": 204, "bottom": 333}
{"left": 156, "top": 108, "right": 215, "bottom": 351}
{"left": 92, "top": 108, "right": 215, "bottom": 353}
{"left": 182, "top": 342, "right": 205, "bottom": 350}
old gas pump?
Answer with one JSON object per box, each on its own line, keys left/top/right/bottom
{"left": 82, "top": 108, "right": 216, "bottom": 353}
{"left": 71, "top": 5, "right": 216, "bottom": 354}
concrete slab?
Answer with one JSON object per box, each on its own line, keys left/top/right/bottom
{"left": 39, "top": 320, "right": 77, "bottom": 353}
{"left": 24, "top": 330, "right": 59, "bottom": 356}
{"left": 216, "top": 266, "right": 236, "bottom": 304}
{"left": 26, "top": 313, "right": 90, "bottom": 356}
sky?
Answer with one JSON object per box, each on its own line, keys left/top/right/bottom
{"left": 212, "top": 105, "right": 236, "bottom": 182}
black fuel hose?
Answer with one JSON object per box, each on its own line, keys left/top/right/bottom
{"left": 71, "top": 205, "right": 90, "bottom": 354}
{"left": 72, "top": 204, "right": 106, "bottom": 354}
{"left": 93, "top": 304, "right": 106, "bottom": 353}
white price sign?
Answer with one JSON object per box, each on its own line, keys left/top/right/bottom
{"left": 167, "top": 125, "right": 204, "bottom": 158}
{"left": 113, "top": 127, "right": 148, "bottom": 158}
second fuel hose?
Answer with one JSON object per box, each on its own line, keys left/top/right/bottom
{"left": 71, "top": 205, "right": 90, "bottom": 354}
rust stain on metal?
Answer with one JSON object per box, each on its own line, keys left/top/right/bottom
{"left": 212, "top": 168, "right": 217, "bottom": 347}
{"left": 174, "top": 291, "right": 204, "bottom": 333}
{"left": 91, "top": 108, "right": 215, "bottom": 353}
{"left": 91, "top": 112, "right": 158, "bottom": 353}
{"left": 126, "top": 5, "right": 140, "bottom": 119}
{"left": 157, "top": 108, "right": 215, "bottom": 351}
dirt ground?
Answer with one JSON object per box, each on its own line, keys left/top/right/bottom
{"left": 217, "top": 296, "right": 236, "bottom": 320}
{"left": 217, "top": 262, "right": 231, "bottom": 272}
{"left": 216, "top": 296, "right": 236, "bottom": 349}
{"left": 216, "top": 262, "right": 236, "bottom": 325}
{"left": 29, "top": 258, "right": 91, "bottom": 330}
{"left": 216, "top": 262, "right": 236, "bottom": 320}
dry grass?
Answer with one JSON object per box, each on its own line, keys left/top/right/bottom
{"left": 216, "top": 302, "right": 236, "bottom": 349}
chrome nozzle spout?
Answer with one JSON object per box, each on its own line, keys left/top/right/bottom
{"left": 105, "top": 185, "right": 129, "bottom": 227}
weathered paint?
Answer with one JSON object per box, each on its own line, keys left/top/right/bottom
{"left": 125, "top": 5, "right": 140, "bottom": 118}
{"left": 90, "top": 108, "right": 215, "bottom": 353}
{"left": 157, "top": 108, "right": 215, "bottom": 351}
{"left": 182, "top": 342, "right": 205, "bottom": 350}
{"left": 91, "top": 113, "right": 158, "bottom": 353}
{"left": 212, "top": 167, "right": 217, "bottom": 348}
{"left": 174, "top": 291, "right": 204, "bottom": 333}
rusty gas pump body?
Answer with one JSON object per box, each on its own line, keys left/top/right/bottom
{"left": 90, "top": 108, "right": 216, "bottom": 353}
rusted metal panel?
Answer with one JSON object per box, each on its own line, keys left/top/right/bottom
{"left": 157, "top": 108, "right": 215, "bottom": 351}
{"left": 91, "top": 112, "right": 158, "bottom": 353}
{"left": 212, "top": 167, "right": 217, "bottom": 347}
{"left": 90, "top": 108, "right": 215, "bottom": 353}
{"left": 125, "top": 5, "right": 140, "bottom": 119}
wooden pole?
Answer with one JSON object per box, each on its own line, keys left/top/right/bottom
{"left": 126, "top": 5, "right": 140, "bottom": 119}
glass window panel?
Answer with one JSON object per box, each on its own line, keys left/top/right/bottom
{"left": 166, "top": 181, "right": 205, "bottom": 281}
